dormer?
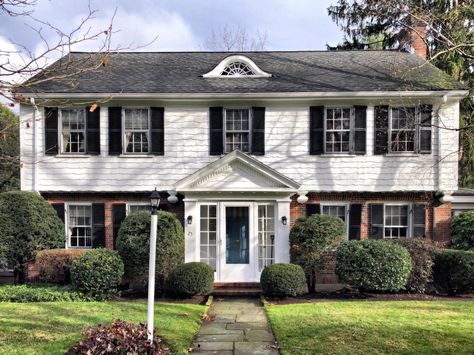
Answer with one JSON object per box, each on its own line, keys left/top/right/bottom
{"left": 202, "top": 55, "right": 272, "bottom": 78}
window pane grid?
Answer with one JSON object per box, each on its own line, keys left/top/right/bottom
{"left": 384, "top": 205, "right": 409, "bottom": 239}
{"left": 225, "top": 109, "right": 250, "bottom": 153}
{"left": 321, "top": 205, "right": 346, "bottom": 222}
{"left": 200, "top": 205, "right": 217, "bottom": 271}
{"left": 258, "top": 205, "right": 275, "bottom": 271}
{"left": 129, "top": 205, "right": 151, "bottom": 213}
{"left": 325, "top": 108, "right": 351, "bottom": 153}
{"left": 69, "top": 205, "right": 92, "bottom": 248}
{"left": 61, "top": 109, "right": 86, "bottom": 153}
{"left": 391, "top": 108, "right": 416, "bottom": 152}
{"left": 124, "top": 109, "right": 149, "bottom": 153}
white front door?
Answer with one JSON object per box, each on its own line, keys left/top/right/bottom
{"left": 219, "top": 202, "right": 257, "bottom": 282}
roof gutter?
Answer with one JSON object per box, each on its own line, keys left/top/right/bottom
{"left": 16, "top": 90, "right": 469, "bottom": 101}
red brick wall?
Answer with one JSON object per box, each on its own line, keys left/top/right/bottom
{"left": 43, "top": 192, "right": 184, "bottom": 250}
{"left": 290, "top": 191, "right": 450, "bottom": 242}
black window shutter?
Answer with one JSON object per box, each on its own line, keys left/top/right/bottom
{"left": 309, "top": 106, "right": 324, "bottom": 155}
{"left": 306, "top": 204, "right": 320, "bottom": 217}
{"left": 86, "top": 106, "right": 100, "bottom": 155}
{"left": 413, "top": 204, "right": 426, "bottom": 237}
{"left": 419, "top": 105, "right": 432, "bottom": 154}
{"left": 353, "top": 106, "right": 367, "bottom": 155}
{"left": 112, "top": 203, "right": 126, "bottom": 249}
{"left": 44, "top": 107, "right": 59, "bottom": 155}
{"left": 150, "top": 107, "right": 165, "bottom": 155}
{"left": 369, "top": 204, "right": 384, "bottom": 239}
{"left": 51, "top": 203, "right": 65, "bottom": 224}
{"left": 108, "top": 107, "right": 122, "bottom": 155}
{"left": 92, "top": 203, "right": 105, "bottom": 248}
{"left": 374, "top": 106, "right": 389, "bottom": 155}
{"left": 348, "top": 204, "right": 362, "bottom": 240}
{"left": 209, "top": 107, "right": 224, "bottom": 155}
{"left": 251, "top": 107, "right": 265, "bottom": 155}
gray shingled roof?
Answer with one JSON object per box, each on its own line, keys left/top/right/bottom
{"left": 20, "top": 51, "right": 466, "bottom": 94}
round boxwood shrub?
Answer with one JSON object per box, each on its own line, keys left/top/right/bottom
{"left": 290, "top": 214, "right": 345, "bottom": 292}
{"left": 0, "top": 191, "right": 66, "bottom": 283}
{"left": 392, "top": 238, "right": 437, "bottom": 293}
{"left": 260, "top": 263, "right": 307, "bottom": 297}
{"left": 116, "top": 210, "right": 184, "bottom": 291}
{"left": 433, "top": 249, "right": 474, "bottom": 295}
{"left": 71, "top": 249, "right": 124, "bottom": 300}
{"left": 36, "top": 249, "right": 85, "bottom": 284}
{"left": 335, "top": 240, "right": 412, "bottom": 292}
{"left": 451, "top": 211, "right": 474, "bottom": 251}
{"left": 166, "top": 262, "right": 214, "bottom": 297}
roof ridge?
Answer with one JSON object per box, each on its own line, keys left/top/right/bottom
{"left": 68, "top": 49, "right": 403, "bottom": 54}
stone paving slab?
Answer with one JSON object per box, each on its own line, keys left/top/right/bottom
{"left": 190, "top": 297, "right": 279, "bottom": 355}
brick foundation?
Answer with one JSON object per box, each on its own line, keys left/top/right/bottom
{"left": 43, "top": 192, "right": 184, "bottom": 250}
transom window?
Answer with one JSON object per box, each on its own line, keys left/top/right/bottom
{"left": 325, "top": 108, "right": 352, "bottom": 153}
{"left": 124, "top": 108, "right": 149, "bottom": 154}
{"left": 225, "top": 109, "right": 250, "bottom": 153}
{"left": 321, "top": 204, "right": 348, "bottom": 239}
{"left": 68, "top": 205, "right": 92, "bottom": 248}
{"left": 390, "top": 107, "right": 416, "bottom": 152}
{"left": 200, "top": 205, "right": 217, "bottom": 271}
{"left": 384, "top": 205, "right": 409, "bottom": 238}
{"left": 221, "top": 62, "right": 255, "bottom": 76}
{"left": 258, "top": 205, "right": 275, "bottom": 271}
{"left": 60, "top": 108, "right": 86, "bottom": 153}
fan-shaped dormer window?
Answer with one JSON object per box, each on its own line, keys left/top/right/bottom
{"left": 203, "top": 55, "right": 272, "bottom": 78}
{"left": 221, "top": 62, "right": 254, "bottom": 76}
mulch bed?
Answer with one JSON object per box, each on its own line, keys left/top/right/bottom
{"left": 266, "top": 289, "right": 474, "bottom": 304}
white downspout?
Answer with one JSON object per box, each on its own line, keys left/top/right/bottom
{"left": 30, "top": 98, "right": 38, "bottom": 192}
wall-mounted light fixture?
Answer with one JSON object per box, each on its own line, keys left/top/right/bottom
{"left": 281, "top": 216, "right": 287, "bottom": 225}
{"left": 187, "top": 215, "right": 193, "bottom": 225}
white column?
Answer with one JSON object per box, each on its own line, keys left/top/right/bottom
{"left": 275, "top": 199, "right": 291, "bottom": 263}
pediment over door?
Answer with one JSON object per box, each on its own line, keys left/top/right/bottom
{"left": 175, "top": 150, "right": 300, "bottom": 193}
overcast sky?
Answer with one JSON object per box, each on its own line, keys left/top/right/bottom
{"left": 0, "top": 0, "right": 344, "bottom": 53}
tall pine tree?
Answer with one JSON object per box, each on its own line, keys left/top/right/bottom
{"left": 328, "top": 0, "right": 474, "bottom": 187}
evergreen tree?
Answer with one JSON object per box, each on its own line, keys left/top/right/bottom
{"left": 0, "top": 105, "right": 19, "bottom": 192}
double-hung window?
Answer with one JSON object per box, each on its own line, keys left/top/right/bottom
{"left": 60, "top": 108, "right": 86, "bottom": 153}
{"left": 224, "top": 109, "right": 250, "bottom": 153}
{"left": 68, "top": 205, "right": 92, "bottom": 248}
{"left": 127, "top": 204, "right": 151, "bottom": 214}
{"left": 321, "top": 204, "right": 349, "bottom": 239}
{"left": 123, "top": 108, "right": 150, "bottom": 154}
{"left": 325, "top": 108, "right": 352, "bottom": 153}
{"left": 384, "top": 204, "right": 409, "bottom": 238}
{"left": 390, "top": 107, "right": 416, "bottom": 152}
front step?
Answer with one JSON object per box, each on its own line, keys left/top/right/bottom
{"left": 212, "top": 282, "right": 262, "bottom": 296}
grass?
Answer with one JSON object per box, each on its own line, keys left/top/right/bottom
{"left": 265, "top": 300, "right": 474, "bottom": 355}
{"left": 0, "top": 300, "right": 206, "bottom": 355}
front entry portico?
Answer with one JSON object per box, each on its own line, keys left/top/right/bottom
{"left": 175, "top": 150, "right": 301, "bottom": 283}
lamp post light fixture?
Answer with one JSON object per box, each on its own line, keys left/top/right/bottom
{"left": 147, "top": 188, "right": 161, "bottom": 341}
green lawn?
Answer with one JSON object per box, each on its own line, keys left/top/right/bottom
{"left": 0, "top": 301, "right": 206, "bottom": 355}
{"left": 265, "top": 300, "right": 474, "bottom": 355}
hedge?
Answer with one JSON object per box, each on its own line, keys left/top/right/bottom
{"left": 260, "top": 263, "right": 307, "bottom": 297}
{"left": 451, "top": 211, "right": 474, "bottom": 251}
{"left": 0, "top": 284, "right": 92, "bottom": 302}
{"left": 166, "top": 262, "right": 214, "bottom": 297}
{"left": 36, "top": 249, "right": 85, "bottom": 284}
{"left": 433, "top": 249, "right": 474, "bottom": 295}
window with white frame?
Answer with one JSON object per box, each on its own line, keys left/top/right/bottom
{"left": 390, "top": 107, "right": 416, "bottom": 152}
{"left": 321, "top": 204, "right": 348, "bottom": 238}
{"left": 325, "top": 108, "right": 352, "bottom": 153}
{"left": 258, "top": 205, "right": 275, "bottom": 271}
{"left": 225, "top": 109, "right": 250, "bottom": 153}
{"left": 200, "top": 205, "right": 217, "bottom": 271}
{"left": 60, "top": 108, "right": 86, "bottom": 153}
{"left": 384, "top": 205, "right": 409, "bottom": 238}
{"left": 128, "top": 204, "right": 151, "bottom": 214}
{"left": 68, "top": 205, "right": 92, "bottom": 248}
{"left": 124, "top": 108, "right": 149, "bottom": 153}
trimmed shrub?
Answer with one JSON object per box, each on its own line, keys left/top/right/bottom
{"left": 290, "top": 214, "right": 345, "bottom": 292}
{"left": 116, "top": 210, "right": 184, "bottom": 291}
{"left": 35, "top": 249, "right": 85, "bottom": 284}
{"left": 260, "top": 263, "right": 307, "bottom": 297}
{"left": 0, "top": 191, "right": 65, "bottom": 283}
{"left": 451, "top": 211, "right": 474, "bottom": 251}
{"left": 66, "top": 320, "right": 167, "bottom": 355}
{"left": 71, "top": 249, "right": 124, "bottom": 300}
{"left": 335, "top": 240, "right": 412, "bottom": 292}
{"left": 393, "top": 238, "right": 437, "bottom": 293}
{"left": 166, "top": 262, "right": 214, "bottom": 297}
{"left": 0, "top": 284, "right": 92, "bottom": 302}
{"left": 433, "top": 249, "right": 474, "bottom": 295}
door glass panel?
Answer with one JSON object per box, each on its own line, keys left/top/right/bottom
{"left": 226, "top": 207, "right": 249, "bottom": 264}
{"left": 258, "top": 205, "right": 275, "bottom": 271}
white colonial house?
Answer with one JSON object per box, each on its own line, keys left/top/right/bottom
{"left": 18, "top": 48, "right": 467, "bottom": 283}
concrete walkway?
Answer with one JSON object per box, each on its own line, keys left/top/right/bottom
{"left": 190, "top": 298, "right": 279, "bottom": 355}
